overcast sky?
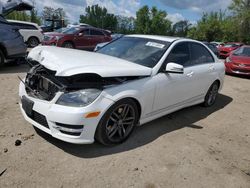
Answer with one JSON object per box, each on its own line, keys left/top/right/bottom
{"left": 0, "top": 0, "right": 233, "bottom": 24}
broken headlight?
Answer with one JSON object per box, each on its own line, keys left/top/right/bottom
{"left": 56, "top": 89, "right": 101, "bottom": 107}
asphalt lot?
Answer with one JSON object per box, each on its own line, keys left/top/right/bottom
{"left": 0, "top": 63, "right": 250, "bottom": 188}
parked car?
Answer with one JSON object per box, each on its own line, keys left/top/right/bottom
{"left": 210, "top": 42, "right": 224, "bottom": 48}
{"left": 225, "top": 45, "right": 250, "bottom": 76}
{"left": 42, "top": 26, "right": 112, "bottom": 51}
{"left": 8, "top": 20, "right": 43, "bottom": 47}
{"left": 203, "top": 42, "right": 219, "bottom": 57}
{"left": 0, "top": 0, "right": 32, "bottom": 65}
{"left": 218, "top": 42, "right": 243, "bottom": 59}
{"left": 94, "top": 34, "right": 124, "bottom": 51}
{"left": 19, "top": 35, "right": 225, "bottom": 145}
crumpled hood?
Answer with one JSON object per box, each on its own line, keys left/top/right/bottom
{"left": 28, "top": 46, "right": 152, "bottom": 77}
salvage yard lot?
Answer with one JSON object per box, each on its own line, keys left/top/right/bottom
{"left": 0, "top": 63, "right": 250, "bottom": 188}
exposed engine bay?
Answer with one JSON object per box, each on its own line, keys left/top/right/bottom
{"left": 23, "top": 63, "right": 145, "bottom": 101}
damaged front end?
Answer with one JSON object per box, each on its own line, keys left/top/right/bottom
{"left": 23, "top": 62, "right": 145, "bottom": 102}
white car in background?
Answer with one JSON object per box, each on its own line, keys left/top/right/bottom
{"left": 8, "top": 20, "right": 43, "bottom": 47}
{"left": 19, "top": 35, "right": 225, "bottom": 145}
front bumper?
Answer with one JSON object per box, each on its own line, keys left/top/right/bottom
{"left": 41, "top": 40, "right": 57, "bottom": 46}
{"left": 19, "top": 82, "right": 114, "bottom": 144}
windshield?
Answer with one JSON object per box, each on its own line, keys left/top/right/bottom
{"left": 62, "top": 27, "right": 80, "bottom": 34}
{"left": 44, "top": 20, "right": 52, "bottom": 27}
{"left": 224, "top": 43, "right": 240, "bottom": 48}
{"left": 233, "top": 47, "right": 250, "bottom": 57}
{"left": 97, "top": 37, "right": 170, "bottom": 68}
{"left": 55, "top": 27, "right": 66, "bottom": 33}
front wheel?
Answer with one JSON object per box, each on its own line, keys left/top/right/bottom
{"left": 203, "top": 82, "right": 219, "bottom": 107}
{"left": 62, "top": 41, "right": 74, "bottom": 49}
{"left": 27, "top": 37, "right": 39, "bottom": 48}
{"left": 95, "top": 99, "right": 139, "bottom": 145}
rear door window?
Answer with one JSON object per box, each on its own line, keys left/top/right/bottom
{"left": 189, "top": 42, "right": 214, "bottom": 65}
{"left": 90, "top": 29, "right": 104, "bottom": 36}
{"left": 11, "top": 22, "right": 38, "bottom": 30}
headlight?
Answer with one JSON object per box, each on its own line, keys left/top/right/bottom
{"left": 225, "top": 57, "right": 232, "bottom": 63}
{"left": 55, "top": 36, "right": 64, "bottom": 41}
{"left": 56, "top": 89, "right": 102, "bottom": 107}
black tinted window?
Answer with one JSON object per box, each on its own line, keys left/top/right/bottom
{"left": 190, "top": 43, "right": 214, "bottom": 65}
{"left": 90, "top": 29, "right": 104, "bottom": 36}
{"left": 11, "top": 23, "right": 38, "bottom": 30}
{"left": 165, "top": 42, "right": 190, "bottom": 67}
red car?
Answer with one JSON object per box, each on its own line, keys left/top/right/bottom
{"left": 219, "top": 42, "right": 243, "bottom": 59}
{"left": 42, "top": 27, "right": 112, "bottom": 51}
{"left": 225, "top": 45, "right": 250, "bottom": 76}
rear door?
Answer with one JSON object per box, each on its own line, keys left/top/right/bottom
{"left": 188, "top": 42, "right": 216, "bottom": 96}
{"left": 153, "top": 41, "right": 215, "bottom": 113}
{"left": 89, "top": 29, "right": 106, "bottom": 50}
{"left": 74, "top": 28, "right": 90, "bottom": 49}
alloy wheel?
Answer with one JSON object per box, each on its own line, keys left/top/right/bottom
{"left": 207, "top": 84, "right": 219, "bottom": 106}
{"left": 105, "top": 104, "right": 136, "bottom": 142}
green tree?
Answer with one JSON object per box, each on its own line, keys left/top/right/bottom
{"left": 42, "top": 6, "right": 68, "bottom": 26}
{"left": 229, "top": 0, "right": 250, "bottom": 43}
{"left": 116, "top": 16, "right": 135, "bottom": 34}
{"left": 135, "top": 6, "right": 172, "bottom": 35}
{"left": 30, "top": 1, "right": 41, "bottom": 25}
{"left": 79, "top": 5, "right": 118, "bottom": 31}
{"left": 172, "top": 20, "right": 191, "bottom": 37}
{"left": 6, "top": 11, "right": 30, "bottom": 22}
{"left": 187, "top": 11, "right": 225, "bottom": 42}
{"left": 135, "top": 6, "right": 151, "bottom": 34}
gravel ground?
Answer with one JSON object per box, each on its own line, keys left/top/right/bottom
{"left": 0, "top": 63, "right": 250, "bottom": 188}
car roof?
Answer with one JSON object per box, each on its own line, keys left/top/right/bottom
{"left": 127, "top": 34, "right": 181, "bottom": 42}
{"left": 7, "top": 19, "right": 39, "bottom": 27}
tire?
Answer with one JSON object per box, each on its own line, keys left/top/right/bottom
{"left": 95, "top": 99, "right": 139, "bottom": 146}
{"left": 203, "top": 81, "right": 219, "bottom": 107}
{"left": 27, "top": 37, "right": 39, "bottom": 48}
{"left": 0, "top": 50, "right": 5, "bottom": 66}
{"left": 62, "top": 41, "right": 74, "bottom": 49}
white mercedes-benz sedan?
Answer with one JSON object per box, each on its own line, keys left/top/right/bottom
{"left": 19, "top": 35, "right": 225, "bottom": 145}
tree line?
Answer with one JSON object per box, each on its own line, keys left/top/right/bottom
{"left": 5, "top": 0, "right": 250, "bottom": 43}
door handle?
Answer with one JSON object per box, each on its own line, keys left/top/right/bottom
{"left": 209, "top": 65, "right": 215, "bottom": 71}
{"left": 186, "top": 71, "right": 194, "bottom": 77}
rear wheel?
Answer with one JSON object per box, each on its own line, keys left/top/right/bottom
{"left": 27, "top": 37, "right": 39, "bottom": 48}
{"left": 203, "top": 82, "right": 219, "bottom": 107}
{"left": 0, "top": 50, "right": 5, "bottom": 66}
{"left": 95, "top": 99, "right": 139, "bottom": 145}
{"left": 62, "top": 41, "right": 74, "bottom": 49}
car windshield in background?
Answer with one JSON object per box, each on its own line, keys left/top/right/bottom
{"left": 224, "top": 44, "right": 239, "bottom": 48}
{"left": 55, "top": 28, "right": 66, "bottom": 33}
{"left": 62, "top": 27, "right": 80, "bottom": 34}
{"left": 97, "top": 37, "right": 170, "bottom": 68}
{"left": 233, "top": 47, "right": 250, "bottom": 57}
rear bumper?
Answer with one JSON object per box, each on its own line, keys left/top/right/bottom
{"left": 219, "top": 52, "right": 230, "bottom": 59}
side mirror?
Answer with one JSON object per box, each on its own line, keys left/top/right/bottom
{"left": 165, "top": 62, "right": 184, "bottom": 74}
{"left": 78, "top": 33, "right": 83, "bottom": 37}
